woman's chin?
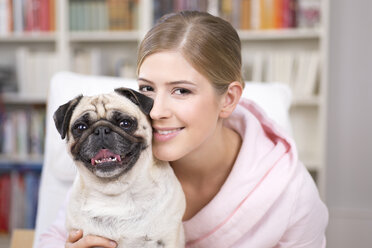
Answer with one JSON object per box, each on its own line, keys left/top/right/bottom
{"left": 153, "top": 147, "right": 182, "bottom": 162}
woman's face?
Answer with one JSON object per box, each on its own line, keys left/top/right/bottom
{"left": 138, "top": 51, "right": 225, "bottom": 162}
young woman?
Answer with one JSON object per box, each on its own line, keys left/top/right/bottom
{"left": 40, "top": 11, "right": 328, "bottom": 248}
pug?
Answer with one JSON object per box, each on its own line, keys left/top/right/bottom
{"left": 53, "top": 88, "right": 186, "bottom": 248}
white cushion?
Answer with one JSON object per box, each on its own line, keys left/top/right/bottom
{"left": 242, "top": 81, "right": 292, "bottom": 135}
{"left": 34, "top": 72, "right": 292, "bottom": 246}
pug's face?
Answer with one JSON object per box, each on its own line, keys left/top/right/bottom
{"left": 53, "top": 88, "right": 154, "bottom": 179}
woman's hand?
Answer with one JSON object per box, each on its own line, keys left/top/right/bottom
{"left": 65, "top": 229, "right": 117, "bottom": 248}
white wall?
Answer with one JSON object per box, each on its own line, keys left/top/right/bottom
{"left": 326, "top": 0, "right": 372, "bottom": 247}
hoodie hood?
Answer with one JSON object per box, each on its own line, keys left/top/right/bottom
{"left": 183, "top": 98, "right": 300, "bottom": 247}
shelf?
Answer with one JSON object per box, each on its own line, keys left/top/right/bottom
{"left": 299, "top": 151, "right": 321, "bottom": 171}
{"left": 0, "top": 155, "right": 43, "bottom": 171}
{"left": 0, "top": 234, "right": 10, "bottom": 248}
{"left": 1, "top": 92, "right": 46, "bottom": 104}
{"left": 291, "top": 96, "right": 320, "bottom": 107}
{"left": 0, "top": 155, "right": 43, "bottom": 164}
{"left": 69, "top": 31, "right": 140, "bottom": 42}
{"left": 238, "top": 28, "right": 321, "bottom": 41}
{"left": 0, "top": 32, "right": 56, "bottom": 43}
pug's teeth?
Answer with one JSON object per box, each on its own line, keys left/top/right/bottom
{"left": 92, "top": 156, "right": 120, "bottom": 165}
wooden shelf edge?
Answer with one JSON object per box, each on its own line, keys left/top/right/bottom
{"left": 1, "top": 92, "right": 46, "bottom": 104}
{"left": 291, "top": 96, "right": 321, "bottom": 107}
{"left": 238, "top": 28, "right": 321, "bottom": 40}
{"left": 0, "top": 32, "right": 57, "bottom": 42}
{"left": 69, "top": 31, "right": 140, "bottom": 42}
{"left": 0, "top": 155, "right": 43, "bottom": 163}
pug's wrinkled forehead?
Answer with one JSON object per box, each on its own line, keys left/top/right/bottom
{"left": 71, "top": 93, "right": 142, "bottom": 125}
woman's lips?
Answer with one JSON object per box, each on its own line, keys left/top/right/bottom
{"left": 153, "top": 127, "right": 184, "bottom": 142}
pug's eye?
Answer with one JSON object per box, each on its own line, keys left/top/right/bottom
{"left": 119, "top": 119, "right": 133, "bottom": 129}
{"left": 75, "top": 123, "right": 87, "bottom": 131}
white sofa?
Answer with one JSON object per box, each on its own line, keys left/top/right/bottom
{"left": 33, "top": 71, "right": 292, "bottom": 247}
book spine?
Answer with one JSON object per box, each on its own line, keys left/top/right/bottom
{"left": 49, "top": 0, "right": 55, "bottom": 31}
{"left": 0, "top": 174, "right": 11, "bottom": 233}
{"left": 39, "top": 0, "right": 49, "bottom": 31}
{"left": 273, "top": 0, "right": 283, "bottom": 29}
{"left": 240, "top": 0, "right": 251, "bottom": 30}
{"left": 0, "top": 0, "right": 11, "bottom": 34}
{"left": 250, "top": 0, "right": 260, "bottom": 29}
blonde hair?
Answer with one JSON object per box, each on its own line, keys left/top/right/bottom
{"left": 137, "top": 11, "right": 244, "bottom": 93}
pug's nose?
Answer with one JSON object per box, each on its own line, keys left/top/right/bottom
{"left": 94, "top": 126, "right": 111, "bottom": 136}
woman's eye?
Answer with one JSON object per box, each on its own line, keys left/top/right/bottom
{"left": 119, "top": 119, "right": 132, "bottom": 129}
{"left": 174, "top": 88, "right": 191, "bottom": 95}
{"left": 139, "top": 85, "right": 153, "bottom": 92}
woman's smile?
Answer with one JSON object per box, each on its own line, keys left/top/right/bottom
{"left": 153, "top": 127, "right": 184, "bottom": 142}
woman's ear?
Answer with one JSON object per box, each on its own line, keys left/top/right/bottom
{"left": 219, "top": 81, "right": 243, "bottom": 119}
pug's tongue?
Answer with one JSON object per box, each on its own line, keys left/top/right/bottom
{"left": 91, "top": 149, "right": 121, "bottom": 165}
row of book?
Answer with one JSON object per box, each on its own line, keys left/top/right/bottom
{"left": 6, "top": 47, "right": 134, "bottom": 100}
{"left": 153, "top": 0, "right": 209, "bottom": 22}
{"left": 69, "top": 0, "right": 139, "bottom": 31}
{"left": 243, "top": 51, "right": 320, "bottom": 97}
{"left": 0, "top": 0, "right": 56, "bottom": 35}
{"left": 153, "top": 0, "right": 321, "bottom": 30}
{"left": 0, "top": 108, "right": 45, "bottom": 158}
{"left": 0, "top": 171, "right": 40, "bottom": 233}
{"left": 16, "top": 47, "right": 60, "bottom": 99}
{"left": 73, "top": 48, "right": 137, "bottom": 78}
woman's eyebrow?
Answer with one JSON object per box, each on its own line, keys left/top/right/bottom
{"left": 138, "top": 78, "right": 196, "bottom": 87}
{"left": 137, "top": 77, "right": 154, "bottom": 84}
{"left": 167, "top": 80, "right": 196, "bottom": 86}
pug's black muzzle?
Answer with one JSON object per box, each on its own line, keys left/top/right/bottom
{"left": 71, "top": 123, "right": 146, "bottom": 179}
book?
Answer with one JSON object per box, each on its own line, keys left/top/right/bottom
{"left": 0, "top": 174, "right": 11, "bottom": 233}
{"left": 250, "top": 0, "right": 261, "bottom": 29}
{"left": 24, "top": 171, "right": 40, "bottom": 228}
{"left": 240, "top": 0, "right": 251, "bottom": 30}
{"left": 251, "top": 52, "right": 264, "bottom": 82}
{"left": 273, "top": 0, "right": 283, "bottom": 28}
{"left": 12, "top": 0, "right": 24, "bottom": 33}
{"left": 29, "top": 109, "right": 45, "bottom": 156}
{"left": 266, "top": 52, "right": 295, "bottom": 88}
{"left": 16, "top": 47, "right": 60, "bottom": 99}
{"left": 293, "top": 51, "right": 319, "bottom": 97}
{"left": 9, "top": 172, "right": 26, "bottom": 230}
{"left": 297, "top": 0, "right": 321, "bottom": 28}
{"left": 283, "top": 0, "right": 298, "bottom": 28}
{"left": 0, "top": 0, "right": 12, "bottom": 35}
{"left": 39, "top": 0, "right": 49, "bottom": 31}
{"left": 2, "top": 112, "right": 16, "bottom": 156}
{"left": 15, "top": 110, "right": 29, "bottom": 158}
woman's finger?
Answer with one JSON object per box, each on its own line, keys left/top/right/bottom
{"left": 66, "top": 229, "right": 83, "bottom": 243}
{"left": 75, "top": 235, "right": 117, "bottom": 248}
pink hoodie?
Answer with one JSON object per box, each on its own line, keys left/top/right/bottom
{"left": 39, "top": 99, "right": 328, "bottom": 247}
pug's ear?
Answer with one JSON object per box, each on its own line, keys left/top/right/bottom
{"left": 114, "top": 88, "right": 154, "bottom": 115}
{"left": 53, "top": 95, "right": 83, "bottom": 140}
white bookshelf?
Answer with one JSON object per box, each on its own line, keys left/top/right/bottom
{"left": 0, "top": 32, "right": 57, "bottom": 42}
{"left": 0, "top": 1, "right": 329, "bottom": 238}
{"left": 2, "top": 92, "right": 46, "bottom": 104}
{"left": 69, "top": 31, "right": 140, "bottom": 42}
{"left": 238, "top": 28, "right": 322, "bottom": 40}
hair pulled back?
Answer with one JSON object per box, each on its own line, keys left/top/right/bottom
{"left": 137, "top": 11, "right": 244, "bottom": 93}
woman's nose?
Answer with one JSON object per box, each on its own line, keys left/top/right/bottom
{"left": 150, "top": 95, "right": 172, "bottom": 120}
